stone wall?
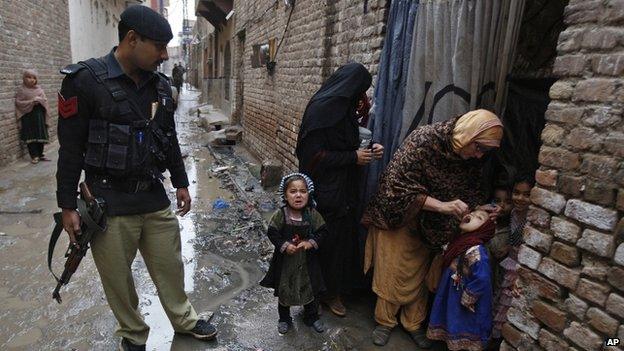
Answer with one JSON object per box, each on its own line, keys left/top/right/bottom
{"left": 502, "top": 1, "right": 624, "bottom": 350}
{"left": 0, "top": 0, "right": 72, "bottom": 166}
{"left": 233, "top": 0, "right": 387, "bottom": 171}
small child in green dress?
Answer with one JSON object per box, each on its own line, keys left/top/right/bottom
{"left": 260, "top": 173, "right": 328, "bottom": 335}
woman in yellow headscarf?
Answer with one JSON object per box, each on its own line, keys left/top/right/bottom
{"left": 361, "top": 109, "right": 503, "bottom": 348}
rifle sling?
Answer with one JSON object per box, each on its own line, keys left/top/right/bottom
{"left": 47, "top": 199, "right": 105, "bottom": 284}
{"left": 47, "top": 213, "right": 64, "bottom": 284}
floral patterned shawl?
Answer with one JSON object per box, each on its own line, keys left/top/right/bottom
{"left": 362, "top": 117, "right": 487, "bottom": 247}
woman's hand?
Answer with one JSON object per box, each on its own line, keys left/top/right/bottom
{"left": 356, "top": 149, "right": 373, "bottom": 165}
{"left": 286, "top": 244, "right": 299, "bottom": 255}
{"left": 372, "top": 143, "right": 384, "bottom": 160}
{"left": 296, "top": 241, "right": 314, "bottom": 251}
{"left": 438, "top": 199, "right": 469, "bottom": 220}
{"left": 476, "top": 204, "right": 501, "bottom": 221}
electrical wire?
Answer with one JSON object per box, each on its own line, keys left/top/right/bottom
{"left": 272, "top": 2, "right": 294, "bottom": 62}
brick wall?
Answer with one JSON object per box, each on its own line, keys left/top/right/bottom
{"left": 502, "top": 1, "right": 624, "bottom": 350}
{"left": 0, "top": 0, "right": 71, "bottom": 166}
{"left": 233, "top": 0, "right": 387, "bottom": 171}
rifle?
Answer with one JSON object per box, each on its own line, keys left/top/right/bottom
{"left": 48, "top": 182, "right": 106, "bottom": 303}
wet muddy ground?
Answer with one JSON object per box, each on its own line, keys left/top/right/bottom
{"left": 0, "top": 88, "right": 431, "bottom": 350}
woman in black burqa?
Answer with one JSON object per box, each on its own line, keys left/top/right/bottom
{"left": 296, "top": 63, "right": 384, "bottom": 317}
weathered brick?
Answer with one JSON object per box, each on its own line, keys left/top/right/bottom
{"left": 587, "top": 307, "right": 619, "bottom": 335}
{"left": 551, "top": 241, "right": 580, "bottom": 267}
{"left": 531, "top": 187, "right": 567, "bottom": 214}
{"left": 563, "top": 321, "right": 604, "bottom": 351}
{"left": 541, "top": 124, "right": 567, "bottom": 146}
{"left": 615, "top": 244, "right": 624, "bottom": 266}
{"left": 557, "top": 29, "right": 585, "bottom": 52}
{"left": 532, "top": 300, "right": 567, "bottom": 332}
{"left": 604, "top": 0, "right": 624, "bottom": 23}
{"left": 581, "top": 255, "right": 610, "bottom": 281}
{"left": 584, "top": 180, "right": 616, "bottom": 206}
{"left": 524, "top": 226, "right": 553, "bottom": 253}
{"left": 518, "top": 245, "right": 543, "bottom": 270}
{"left": 518, "top": 267, "right": 564, "bottom": 301}
{"left": 528, "top": 206, "right": 552, "bottom": 228}
{"left": 604, "top": 132, "right": 624, "bottom": 158}
{"left": 606, "top": 293, "right": 624, "bottom": 319}
{"left": 503, "top": 323, "right": 531, "bottom": 348}
{"left": 539, "top": 147, "right": 581, "bottom": 171}
{"left": 500, "top": 340, "right": 514, "bottom": 351}
{"left": 565, "top": 294, "right": 588, "bottom": 319}
{"left": 565, "top": 199, "right": 618, "bottom": 231}
{"left": 573, "top": 78, "right": 617, "bottom": 102}
{"left": 609, "top": 266, "right": 624, "bottom": 291}
{"left": 577, "top": 278, "right": 611, "bottom": 305}
{"left": 538, "top": 258, "right": 581, "bottom": 290}
{"left": 551, "top": 217, "right": 582, "bottom": 243}
{"left": 592, "top": 55, "right": 624, "bottom": 76}
{"left": 545, "top": 104, "right": 585, "bottom": 125}
{"left": 564, "top": 0, "right": 603, "bottom": 24}
{"left": 581, "top": 28, "right": 622, "bottom": 50}
{"left": 564, "top": 127, "right": 602, "bottom": 152}
{"left": 539, "top": 328, "right": 569, "bottom": 351}
{"left": 535, "top": 169, "right": 558, "bottom": 188}
{"left": 577, "top": 229, "right": 615, "bottom": 257}
{"left": 553, "top": 55, "right": 588, "bottom": 76}
{"left": 549, "top": 81, "right": 575, "bottom": 100}
{"left": 583, "top": 106, "right": 622, "bottom": 128}
{"left": 559, "top": 175, "right": 585, "bottom": 198}
{"left": 580, "top": 154, "right": 619, "bottom": 181}
{"left": 507, "top": 307, "right": 541, "bottom": 339}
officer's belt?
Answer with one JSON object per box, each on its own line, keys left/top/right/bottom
{"left": 87, "top": 174, "right": 155, "bottom": 193}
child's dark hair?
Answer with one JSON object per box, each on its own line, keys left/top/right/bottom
{"left": 513, "top": 173, "right": 535, "bottom": 188}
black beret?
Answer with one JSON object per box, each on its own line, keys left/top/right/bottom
{"left": 120, "top": 5, "right": 173, "bottom": 42}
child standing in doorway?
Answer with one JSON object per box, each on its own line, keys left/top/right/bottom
{"left": 491, "top": 176, "right": 533, "bottom": 341}
{"left": 260, "top": 173, "right": 328, "bottom": 335}
{"left": 14, "top": 69, "right": 50, "bottom": 164}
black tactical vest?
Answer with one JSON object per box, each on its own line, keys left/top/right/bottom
{"left": 62, "top": 58, "right": 177, "bottom": 180}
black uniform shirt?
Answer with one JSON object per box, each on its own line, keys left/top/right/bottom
{"left": 56, "top": 48, "right": 189, "bottom": 215}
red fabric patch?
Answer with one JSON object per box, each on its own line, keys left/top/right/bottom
{"left": 58, "top": 92, "right": 78, "bottom": 118}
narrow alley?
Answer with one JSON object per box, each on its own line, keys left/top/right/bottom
{"left": 1, "top": 1, "right": 623, "bottom": 351}
{"left": 0, "top": 88, "right": 421, "bottom": 351}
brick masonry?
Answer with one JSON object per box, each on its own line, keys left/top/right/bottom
{"left": 0, "top": 1, "right": 71, "bottom": 166}
{"left": 505, "top": 0, "right": 624, "bottom": 350}
{"left": 232, "top": 0, "right": 387, "bottom": 171}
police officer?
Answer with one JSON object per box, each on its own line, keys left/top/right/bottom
{"left": 56, "top": 6, "right": 217, "bottom": 351}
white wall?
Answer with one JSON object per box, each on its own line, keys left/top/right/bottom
{"left": 68, "top": 0, "right": 129, "bottom": 62}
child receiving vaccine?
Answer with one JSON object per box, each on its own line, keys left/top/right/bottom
{"left": 260, "top": 173, "right": 327, "bottom": 334}
{"left": 427, "top": 209, "right": 496, "bottom": 350}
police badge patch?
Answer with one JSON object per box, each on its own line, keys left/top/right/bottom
{"left": 58, "top": 92, "right": 78, "bottom": 118}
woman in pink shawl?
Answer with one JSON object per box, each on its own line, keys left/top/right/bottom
{"left": 15, "top": 69, "right": 50, "bottom": 163}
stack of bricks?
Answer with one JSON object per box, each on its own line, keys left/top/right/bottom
{"left": 0, "top": 0, "right": 71, "bottom": 166}
{"left": 502, "top": 1, "right": 624, "bottom": 350}
{"left": 233, "top": 0, "right": 387, "bottom": 171}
